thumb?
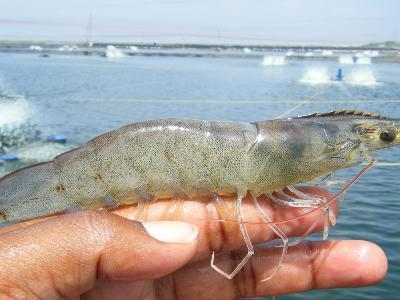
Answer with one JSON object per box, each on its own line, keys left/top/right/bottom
{"left": 0, "top": 211, "right": 198, "bottom": 298}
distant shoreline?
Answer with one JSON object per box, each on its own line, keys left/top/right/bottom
{"left": 0, "top": 40, "right": 399, "bottom": 63}
{"left": 0, "top": 40, "right": 399, "bottom": 51}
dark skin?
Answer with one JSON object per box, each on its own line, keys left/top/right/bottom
{"left": 0, "top": 188, "right": 387, "bottom": 299}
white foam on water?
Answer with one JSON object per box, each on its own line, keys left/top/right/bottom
{"left": 13, "top": 142, "right": 72, "bottom": 162}
{"left": 338, "top": 56, "right": 354, "bottom": 64}
{"left": 299, "top": 67, "right": 332, "bottom": 85}
{"left": 322, "top": 50, "right": 333, "bottom": 56}
{"left": 29, "top": 45, "right": 43, "bottom": 51}
{"left": 344, "top": 68, "right": 379, "bottom": 86}
{"left": 0, "top": 98, "right": 31, "bottom": 127}
{"left": 105, "top": 45, "right": 125, "bottom": 58}
{"left": 363, "top": 50, "right": 379, "bottom": 57}
{"left": 129, "top": 45, "right": 139, "bottom": 52}
{"left": 285, "top": 50, "right": 294, "bottom": 56}
{"left": 58, "top": 45, "right": 78, "bottom": 52}
{"left": 355, "top": 56, "right": 371, "bottom": 64}
{"left": 0, "top": 142, "right": 73, "bottom": 177}
{"left": 262, "top": 56, "right": 286, "bottom": 66}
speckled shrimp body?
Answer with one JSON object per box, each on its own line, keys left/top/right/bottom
{"left": 1, "top": 110, "right": 400, "bottom": 280}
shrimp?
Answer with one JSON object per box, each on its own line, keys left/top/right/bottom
{"left": 1, "top": 109, "right": 400, "bottom": 281}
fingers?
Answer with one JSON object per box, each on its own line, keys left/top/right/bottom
{"left": 113, "top": 187, "right": 338, "bottom": 260}
{"left": 170, "top": 240, "right": 387, "bottom": 299}
{"left": 0, "top": 211, "right": 198, "bottom": 299}
{"left": 0, "top": 187, "right": 338, "bottom": 273}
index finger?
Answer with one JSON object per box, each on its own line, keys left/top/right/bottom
{"left": 169, "top": 240, "right": 387, "bottom": 298}
{"left": 0, "top": 187, "right": 337, "bottom": 262}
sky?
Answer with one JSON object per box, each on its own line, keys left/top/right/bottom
{"left": 0, "top": 0, "right": 399, "bottom": 45}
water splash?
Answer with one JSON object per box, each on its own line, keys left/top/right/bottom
{"left": 355, "top": 56, "right": 372, "bottom": 65}
{"left": 338, "top": 56, "right": 354, "bottom": 64}
{"left": 262, "top": 56, "right": 286, "bottom": 66}
{"left": 298, "top": 67, "right": 331, "bottom": 85}
{"left": 0, "top": 91, "right": 71, "bottom": 175}
{"left": 363, "top": 50, "right": 379, "bottom": 57}
{"left": 0, "top": 98, "right": 31, "bottom": 127}
{"left": 105, "top": 45, "right": 125, "bottom": 58}
{"left": 344, "top": 68, "right": 379, "bottom": 86}
{"left": 299, "top": 66, "right": 379, "bottom": 86}
{"left": 322, "top": 50, "right": 333, "bottom": 56}
{"left": 0, "top": 89, "right": 37, "bottom": 152}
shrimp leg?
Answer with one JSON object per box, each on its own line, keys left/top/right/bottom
{"left": 252, "top": 193, "right": 288, "bottom": 282}
{"left": 211, "top": 193, "right": 254, "bottom": 279}
{"left": 288, "top": 208, "right": 329, "bottom": 247}
{"left": 159, "top": 198, "right": 185, "bottom": 220}
{"left": 265, "top": 190, "right": 329, "bottom": 248}
{"left": 287, "top": 186, "right": 342, "bottom": 239}
{"left": 286, "top": 186, "right": 325, "bottom": 203}
{"left": 134, "top": 201, "right": 146, "bottom": 221}
{"left": 212, "top": 195, "right": 231, "bottom": 220}
{"left": 283, "top": 187, "right": 331, "bottom": 239}
{"left": 272, "top": 187, "right": 334, "bottom": 240}
{"left": 270, "top": 189, "right": 324, "bottom": 208}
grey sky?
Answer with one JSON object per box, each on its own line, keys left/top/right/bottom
{"left": 0, "top": 0, "right": 399, "bottom": 45}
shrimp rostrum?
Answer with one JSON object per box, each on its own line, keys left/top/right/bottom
{"left": 1, "top": 110, "right": 400, "bottom": 280}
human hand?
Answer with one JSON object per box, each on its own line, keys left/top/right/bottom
{"left": 0, "top": 188, "right": 387, "bottom": 299}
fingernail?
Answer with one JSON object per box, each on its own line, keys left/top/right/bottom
{"left": 142, "top": 221, "right": 198, "bottom": 244}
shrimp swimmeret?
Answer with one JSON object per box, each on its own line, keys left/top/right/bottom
{"left": 1, "top": 110, "right": 399, "bottom": 281}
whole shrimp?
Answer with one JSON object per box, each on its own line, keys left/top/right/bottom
{"left": 1, "top": 110, "right": 399, "bottom": 281}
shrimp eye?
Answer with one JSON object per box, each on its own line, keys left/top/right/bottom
{"left": 379, "top": 128, "right": 396, "bottom": 143}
